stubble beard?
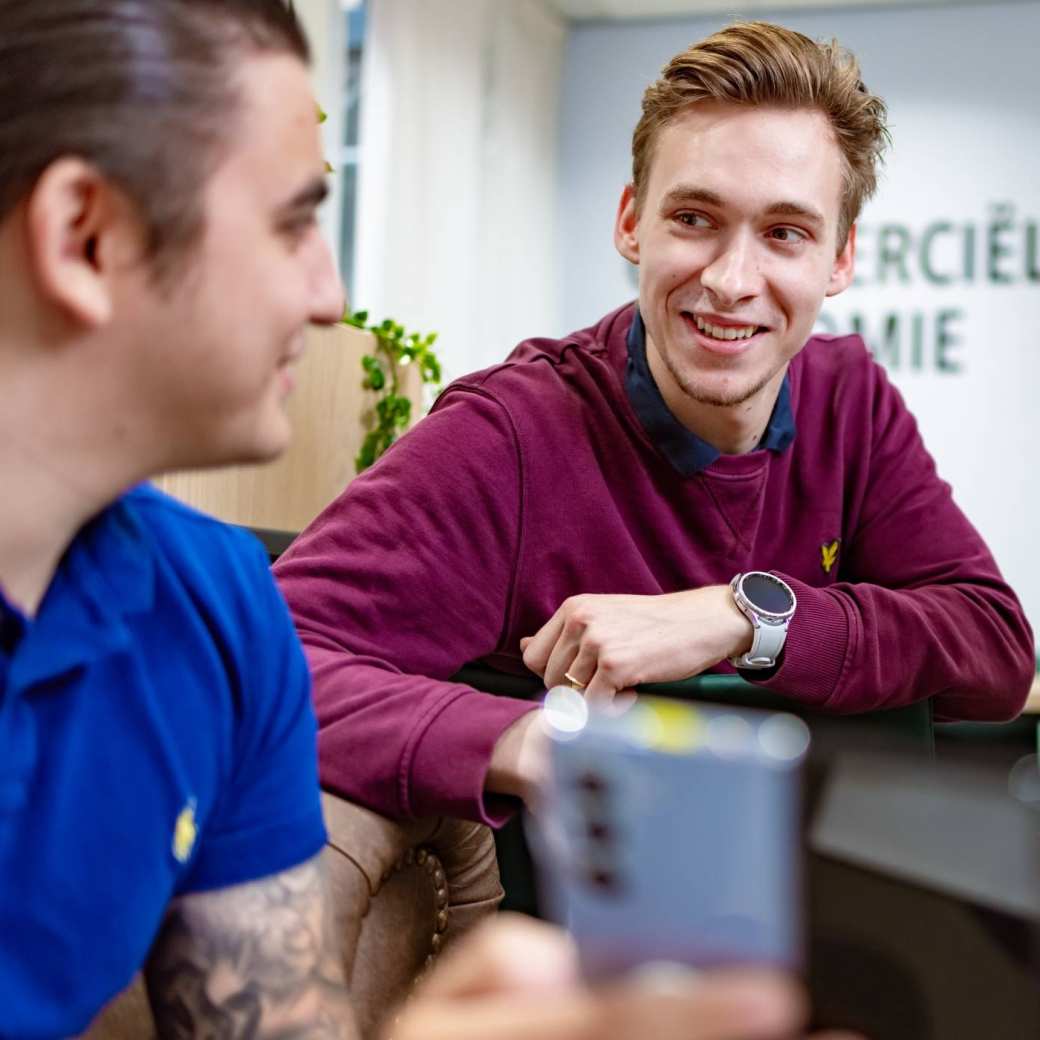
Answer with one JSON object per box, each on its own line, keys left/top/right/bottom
{"left": 659, "top": 345, "right": 780, "bottom": 410}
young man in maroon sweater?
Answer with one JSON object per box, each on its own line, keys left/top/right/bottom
{"left": 2, "top": 5, "right": 820, "bottom": 1039}
{"left": 275, "top": 22, "right": 1034, "bottom": 824}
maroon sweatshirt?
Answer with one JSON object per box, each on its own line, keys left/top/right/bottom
{"left": 275, "top": 303, "right": 1034, "bottom": 825}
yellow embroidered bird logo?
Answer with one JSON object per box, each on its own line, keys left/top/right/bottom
{"left": 172, "top": 799, "right": 198, "bottom": 864}
{"left": 820, "top": 539, "right": 840, "bottom": 575}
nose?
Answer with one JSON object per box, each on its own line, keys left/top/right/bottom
{"left": 700, "top": 230, "right": 762, "bottom": 308}
{"left": 307, "top": 233, "right": 347, "bottom": 327}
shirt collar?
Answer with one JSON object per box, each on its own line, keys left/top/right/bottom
{"left": 6, "top": 490, "right": 156, "bottom": 689}
{"left": 624, "top": 309, "right": 796, "bottom": 476}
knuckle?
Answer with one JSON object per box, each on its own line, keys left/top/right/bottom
{"left": 582, "top": 632, "right": 604, "bottom": 656}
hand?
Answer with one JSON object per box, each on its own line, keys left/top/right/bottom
{"left": 387, "top": 915, "right": 852, "bottom": 1040}
{"left": 520, "top": 587, "right": 754, "bottom": 704}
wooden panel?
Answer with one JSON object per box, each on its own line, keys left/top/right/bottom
{"left": 1024, "top": 674, "right": 1040, "bottom": 715}
{"left": 154, "top": 323, "right": 420, "bottom": 533}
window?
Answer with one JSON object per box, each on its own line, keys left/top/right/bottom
{"left": 337, "top": 1, "right": 366, "bottom": 300}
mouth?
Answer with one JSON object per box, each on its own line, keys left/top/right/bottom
{"left": 682, "top": 312, "right": 769, "bottom": 355}
{"left": 277, "top": 366, "right": 297, "bottom": 396}
{"left": 279, "top": 333, "right": 307, "bottom": 368}
{"left": 276, "top": 342, "right": 305, "bottom": 396}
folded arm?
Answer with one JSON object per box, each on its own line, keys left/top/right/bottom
{"left": 759, "top": 366, "right": 1034, "bottom": 721}
{"left": 145, "top": 856, "right": 357, "bottom": 1039}
{"left": 275, "top": 389, "right": 538, "bottom": 824}
{"left": 511, "top": 357, "right": 1034, "bottom": 722}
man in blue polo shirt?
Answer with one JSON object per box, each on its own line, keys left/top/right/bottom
{"left": 0, "top": 2, "right": 844, "bottom": 1038}
{"left": 0, "top": 1, "right": 351, "bottom": 1034}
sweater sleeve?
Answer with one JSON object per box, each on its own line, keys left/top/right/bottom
{"left": 274, "top": 388, "right": 537, "bottom": 825}
{"left": 757, "top": 359, "right": 1034, "bottom": 722}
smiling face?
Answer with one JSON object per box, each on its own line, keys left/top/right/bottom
{"left": 615, "top": 102, "right": 855, "bottom": 435}
{"left": 116, "top": 51, "right": 344, "bottom": 469}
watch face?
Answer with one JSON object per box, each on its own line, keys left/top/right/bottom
{"left": 742, "top": 572, "right": 795, "bottom": 616}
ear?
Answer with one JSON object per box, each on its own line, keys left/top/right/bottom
{"left": 25, "top": 159, "right": 143, "bottom": 328}
{"left": 825, "top": 222, "right": 856, "bottom": 298}
{"left": 613, "top": 183, "right": 641, "bottom": 266}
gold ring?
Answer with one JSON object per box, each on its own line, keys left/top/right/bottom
{"left": 564, "top": 671, "right": 586, "bottom": 691}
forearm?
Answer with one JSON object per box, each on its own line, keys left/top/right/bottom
{"left": 274, "top": 391, "right": 529, "bottom": 822}
{"left": 486, "top": 709, "right": 545, "bottom": 805}
{"left": 307, "top": 636, "right": 536, "bottom": 824}
{"left": 756, "top": 575, "right": 1034, "bottom": 721}
{"left": 780, "top": 351, "right": 1037, "bottom": 720}
{"left": 146, "top": 859, "right": 358, "bottom": 1039}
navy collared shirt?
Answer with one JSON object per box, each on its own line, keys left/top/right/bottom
{"left": 625, "top": 309, "right": 796, "bottom": 475}
{"left": 0, "top": 485, "right": 326, "bottom": 1037}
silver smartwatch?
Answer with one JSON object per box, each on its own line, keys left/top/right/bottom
{"left": 729, "top": 571, "right": 797, "bottom": 670}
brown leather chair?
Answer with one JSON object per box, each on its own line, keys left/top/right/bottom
{"left": 85, "top": 790, "right": 503, "bottom": 1039}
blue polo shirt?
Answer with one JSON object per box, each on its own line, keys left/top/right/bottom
{"left": 0, "top": 486, "right": 326, "bottom": 1038}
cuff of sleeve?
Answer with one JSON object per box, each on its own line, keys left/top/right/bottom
{"left": 178, "top": 804, "right": 327, "bottom": 896}
{"left": 746, "top": 577, "right": 851, "bottom": 708}
{"left": 406, "top": 690, "right": 539, "bottom": 827}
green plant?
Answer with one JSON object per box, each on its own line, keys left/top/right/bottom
{"left": 344, "top": 311, "right": 442, "bottom": 473}
{"left": 317, "top": 105, "right": 334, "bottom": 173}
{"left": 319, "top": 104, "right": 442, "bottom": 471}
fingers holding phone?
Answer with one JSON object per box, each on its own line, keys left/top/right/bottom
{"left": 388, "top": 915, "right": 815, "bottom": 1040}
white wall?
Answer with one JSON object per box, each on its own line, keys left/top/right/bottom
{"left": 293, "top": 0, "right": 347, "bottom": 274}
{"left": 557, "top": 3, "right": 1040, "bottom": 631}
{"left": 353, "top": 0, "right": 566, "bottom": 383}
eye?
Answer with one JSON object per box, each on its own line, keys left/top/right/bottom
{"left": 768, "top": 226, "right": 808, "bottom": 244}
{"left": 281, "top": 214, "right": 318, "bottom": 246}
{"left": 675, "top": 211, "right": 713, "bottom": 229}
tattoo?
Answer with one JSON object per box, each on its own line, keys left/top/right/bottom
{"left": 145, "top": 857, "right": 357, "bottom": 1039}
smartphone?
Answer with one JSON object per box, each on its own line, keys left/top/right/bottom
{"left": 528, "top": 690, "right": 809, "bottom": 981}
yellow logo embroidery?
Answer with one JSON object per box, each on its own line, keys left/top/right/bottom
{"left": 172, "top": 799, "right": 198, "bottom": 864}
{"left": 820, "top": 539, "right": 840, "bottom": 575}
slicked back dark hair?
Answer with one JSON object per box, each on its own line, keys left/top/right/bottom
{"left": 0, "top": 0, "right": 310, "bottom": 282}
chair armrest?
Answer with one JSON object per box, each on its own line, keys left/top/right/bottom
{"left": 321, "top": 791, "right": 503, "bottom": 1037}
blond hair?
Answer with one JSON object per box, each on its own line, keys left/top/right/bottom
{"left": 632, "top": 21, "right": 889, "bottom": 247}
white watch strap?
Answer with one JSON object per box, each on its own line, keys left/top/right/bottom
{"left": 732, "top": 617, "right": 789, "bottom": 670}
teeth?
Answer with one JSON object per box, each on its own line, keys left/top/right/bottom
{"left": 693, "top": 314, "right": 758, "bottom": 341}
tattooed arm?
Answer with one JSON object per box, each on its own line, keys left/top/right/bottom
{"left": 144, "top": 855, "right": 358, "bottom": 1039}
